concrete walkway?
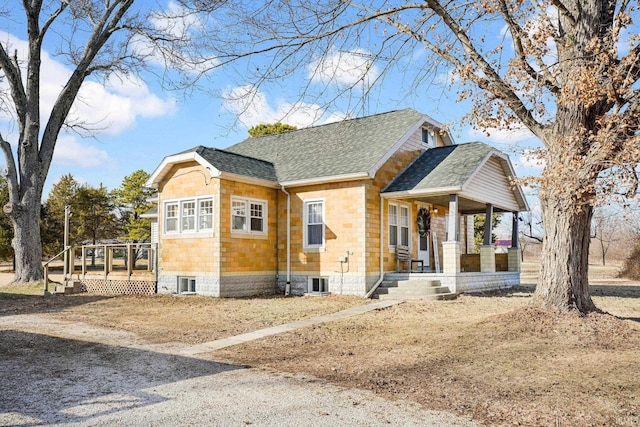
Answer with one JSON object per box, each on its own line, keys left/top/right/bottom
{"left": 180, "top": 299, "right": 403, "bottom": 355}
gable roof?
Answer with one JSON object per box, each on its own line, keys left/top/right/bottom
{"left": 191, "top": 146, "right": 278, "bottom": 182}
{"left": 383, "top": 142, "right": 494, "bottom": 193}
{"left": 383, "top": 142, "right": 529, "bottom": 212}
{"left": 145, "top": 145, "right": 277, "bottom": 188}
{"left": 225, "top": 109, "right": 451, "bottom": 185}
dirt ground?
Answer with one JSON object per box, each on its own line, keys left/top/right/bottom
{"left": 1, "top": 262, "right": 639, "bottom": 426}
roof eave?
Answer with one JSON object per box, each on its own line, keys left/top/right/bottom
{"left": 381, "top": 186, "right": 463, "bottom": 199}
{"left": 280, "top": 172, "right": 370, "bottom": 188}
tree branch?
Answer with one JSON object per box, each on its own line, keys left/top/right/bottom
{"left": 0, "top": 43, "right": 27, "bottom": 127}
{"left": 39, "top": 0, "right": 134, "bottom": 175}
{"left": 498, "top": 0, "right": 560, "bottom": 94}
{"left": 0, "top": 133, "right": 20, "bottom": 204}
{"left": 424, "top": 0, "right": 545, "bottom": 137}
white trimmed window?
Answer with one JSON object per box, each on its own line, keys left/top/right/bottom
{"left": 165, "top": 202, "right": 178, "bottom": 233}
{"left": 163, "top": 197, "right": 214, "bottom": 234}
{"left": 231, "top": 197, "right": 267, "bottom": 234}
{"left": 181, "top": 200, "right": 196, "bottom": 231}
{"left": 422, "top": 128, "right": 435, "bottom": 147}
{"left": 400, "top": 206, "right": 410, "bottom": 246}
{"left": 178, "top": 276, "right": 196, "bottom": 294}
{"left": 304, "top": 200, "right": 324, "bottom": 248}
{"left": 308, "top": 277, "right": 328, "bottom": 294}
{"left": 199, "top": 199, "right": 213, "bottom": 230}
{"left": 388, "top": 204, "right": 398, "bottom": 246}
{"left": 389, "top": 203, "right": 410, "bottom": 247}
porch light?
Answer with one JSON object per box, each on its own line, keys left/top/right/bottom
{"left": 432, "top": 207, "right": 438, "bottom": 213}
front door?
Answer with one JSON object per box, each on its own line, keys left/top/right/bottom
{"left": 418, "top": 234, "right": 430, "bottom": 271}
{"left": 417, "top": 204, "right": 430, "bottom": 271}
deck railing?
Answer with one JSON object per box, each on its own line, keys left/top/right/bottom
{"left": 73, "top": 243, "right": 156, "bottom": 277}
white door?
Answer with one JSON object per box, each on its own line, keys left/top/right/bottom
{"left": 418, "top": 233, "right": 430, "bottom": 271}
{"left": 417, "top": 205, "right": 430, "bottom": 271}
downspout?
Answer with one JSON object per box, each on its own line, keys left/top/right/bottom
{"left": 364, "top": 193, "right": 385, "bottom": 299}
{"left": 281, "top": 185, "right": 291, "bottom": 295}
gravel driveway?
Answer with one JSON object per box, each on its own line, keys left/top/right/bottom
{"left": 0, "top": 315, "right": 476, "bottom": 426}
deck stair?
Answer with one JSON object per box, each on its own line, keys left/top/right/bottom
{"left": 54, "top": 280, "right": 82, "bottom": 295}
{"left": 374, "top": 277, "right": 456, "bottom": 300}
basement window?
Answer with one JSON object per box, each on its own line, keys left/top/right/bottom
{"left": 308, "top": 277, "right": 329, "bottom": 294}
{"left": 178, "top": 276, "right": 196, "bottom": 294}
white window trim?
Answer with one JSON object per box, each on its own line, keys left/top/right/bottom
{"left": 389, "top": 202, "right": 411, "bottom": 248}
{"left": 421, "top": 127, "right": 435, "bottom": 148}
{"left": 165, "top": 201, "right": 179, "bottom": 234}
{"left": 230, "top": 196, "right": 268, "bottom": 235}
{"left": 303, "top": 198, "right": 325, "bottom": 250}
{"left": 163, "top": 196, "right": 214, "bottom": 235}
{"left": 177, "top": 276, "right": 196, "bottom": 294}
{"left": 307, "top": 276, "right": 329, "bottom": 294}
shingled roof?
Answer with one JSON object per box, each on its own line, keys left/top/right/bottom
{"left": 186, "top": 145, "right": 278, "bottom": 182}
{"left": 226, "top": 109, "right": 440, "bottom": 183}
{"left": 382, "top": 142, "right": 495, "bottom": 193}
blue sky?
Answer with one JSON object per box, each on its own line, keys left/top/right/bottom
{"left": 0, "top": 1, "right": 544, "bottom": 200}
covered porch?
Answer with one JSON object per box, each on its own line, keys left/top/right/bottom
{"left": 380, "top": 142, "right": 529, "bottom": 294}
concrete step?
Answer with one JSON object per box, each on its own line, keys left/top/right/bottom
{"left": 374, "top": 278, "right": 456, "bottom": 301}
{"left": 380, "top": 279, "right": 442, "bottom": 289}
{"left": 379, "top": 286, "right": 451, "bottom": 297}
{"left": 377, "top": 292, "right": 457, "bottom": 301}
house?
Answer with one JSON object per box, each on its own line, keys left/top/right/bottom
{"left": 144, "top": 109, "right": 529, "bottom": 298}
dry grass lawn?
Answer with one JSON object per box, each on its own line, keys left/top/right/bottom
{"left": 1, "top": 261, "right": 639, "bottom": 426}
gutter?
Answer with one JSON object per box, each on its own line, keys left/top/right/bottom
{"left": 364, "top": 193, "right": 385, "bottom": 299}
{"left": 281, "top": 185, "right": 291, "bottom": 295}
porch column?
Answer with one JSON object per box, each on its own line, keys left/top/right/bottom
{"left": 508, "top": 212, "right": 521, "bottom": 272}
{"left": 480, "top": 203, "right": 496, "bottom": 273}
{"left": 442, "top": 194, "right": 461, "bottom": 274}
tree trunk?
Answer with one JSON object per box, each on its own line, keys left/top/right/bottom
{"left": 534, "top": 196, "right": 596, "bottom": 313}
{"left": 9, "top": 202, "right": 43, "bottom": 283}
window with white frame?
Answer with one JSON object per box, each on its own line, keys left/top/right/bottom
{"left": 231, "top": 197, "right": 267, "bottom": 234}
{"left": 389, "top": 203, "right": 410, "bottom": 247}
{"left": 165, "top": 202, "right": 178, "bottom": 233}
{"left": 178, "top": 276, "right": 196, "bottom": 293}
{"left": 304, "top": 200, "right": 324, "bottom": 248}
{"left": 388, "top": 204, "right": 398, "bottom": 246}
{"left": 400, "top": 205, "right": 410, "bottom": 246}
{"left": 163, "top": 197, "right": 213, "bottom": 234}
{"left": 181, "top": 200, "right": 196, "bottom": 232}
{"left": 422, "top": 128, "right": 435, "bottom": 147}
{"left": 199, "top": 199, "right": 213, "bottom": 230}
{"left": 308, "top": 277, "right": 328, "bottom": 294}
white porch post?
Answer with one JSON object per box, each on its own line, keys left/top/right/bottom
{"left": 480, "top": 203, "right": 496, "bottom": 273}
{"left": 508, "top": 212, "right": 521, "bottom": 272}
{"left": 442, "top": 194, "right": 460, "bottom": 275}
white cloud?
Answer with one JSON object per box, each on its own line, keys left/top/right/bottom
{"left": 52, "top": 136, "right": 113, "bottom": 169}
{"left": 467, "top": 125, "right": 535, "bottom": 145}
{"left": 0, "top": 31, "right": 175, "bottom": 136}
{"left": 223, "top": 84, "right": 344, "bottom": 128}
{"left": 308, "top": 48, "right": 380, "bottom": 87}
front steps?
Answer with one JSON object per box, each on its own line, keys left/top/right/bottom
{"left": 374, "top": 278, "right": 456, "bottom": 301}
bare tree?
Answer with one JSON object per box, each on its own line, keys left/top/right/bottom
{"left": 218, "top": 1, "right": 640, "bottom": 313}
{"left": 0, "top": 1, "right": 230, "bottom": 283}
{"left": 591, "top": 208, "right": 622, "bottom": 266}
